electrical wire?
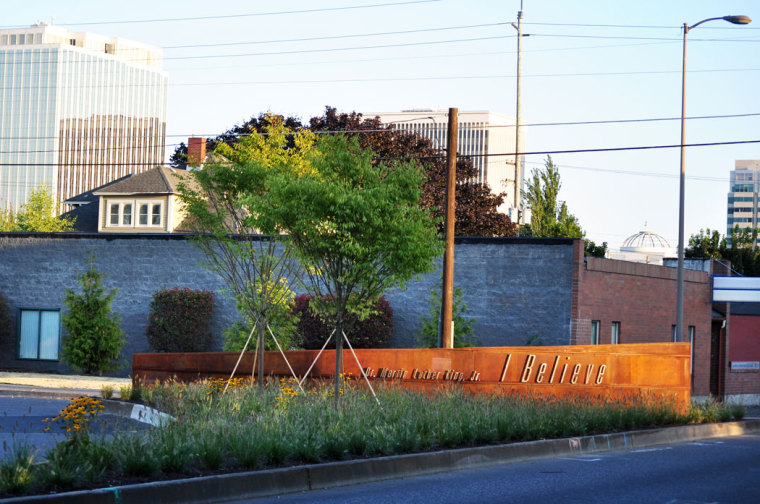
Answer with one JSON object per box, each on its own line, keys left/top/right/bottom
{"left": 1, "top": 111, "right": 759, "bottom": 143}
{"left": 0, "top": 1, "right": 441, "bottom": 28}
{"left": 163, "top": 22, "right": 509, "bottom": 49}
{"left": 1, "top": 138, "right": 758, "bottom": 167}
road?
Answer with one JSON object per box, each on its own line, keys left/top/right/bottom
{"left": 243, "top": 433, "right": 760, "bottom": 504}
{"left": 0, "top": 396, "right": 145, "bottom": 460}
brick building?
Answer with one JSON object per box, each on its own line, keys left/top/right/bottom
{"left": 0, "top": 235, "right": 750, "bottom": 402}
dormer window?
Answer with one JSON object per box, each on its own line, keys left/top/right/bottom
{"left": 106, "top": 200, "right": 163, "bottom": 229}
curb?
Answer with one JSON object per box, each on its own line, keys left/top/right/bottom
{"left": 0, "top": 386, "right": 169, "bottom": 426}
{"left": 0, "top": 385, "right": 103, "bottom": 401}
{"left": 3, "top": 418, "right": 759, "bottom": 504}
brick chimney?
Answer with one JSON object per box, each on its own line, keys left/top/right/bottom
{"left": 187, "top": 137, "right": 206, "bottom": 168}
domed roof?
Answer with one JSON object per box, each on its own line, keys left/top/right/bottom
{"left": 620, "top": 230, "right": 672, "bottom": 251}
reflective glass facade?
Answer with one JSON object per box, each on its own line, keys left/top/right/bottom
{"left": 0, "top": 25, "right": 167, "bottom": 211}
{"left": 726, "top": 160, "right": 760, "bottom": 244}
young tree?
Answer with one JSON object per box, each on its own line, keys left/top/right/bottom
{"left": 416, "top": 287, "right": 478, "bottom": 348}
{"left": 0, "top": 207, "right": 14, "bottom": 232}
{"left": 178, "top": 116, "right": 314, "bottom": 386}
{"left": 14, "top": 185, "right": 76, "bottom": 232}
{"left": 61, "top": 253, "right": 125, "bottom": 375}
{"left": 261, "top": 134, "right": 442, "bottom": 406}
{"left": 521, "top": 156, "right": 583, "bottom": 239}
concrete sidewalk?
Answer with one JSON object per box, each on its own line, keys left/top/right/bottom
{"left": 0, "top": 371, "right": 131, "bottom": 399}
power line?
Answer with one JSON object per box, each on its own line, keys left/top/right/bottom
{"left": 1, "top": 112, "right": 759, "bottom": 143}
{"left": 163, "top": 22, "right": 509, "bottom": 49}
{"left": 524, "top": 21, "right": 760, "bottom": 30}
{"left": 521, "top": 159, "right": 727, "bottom": 182}
{"left": 2, "top": 139, "right": 758, "bottom": 167}
{"left": 0, "top": 1, "right": 440, "bottom": 28}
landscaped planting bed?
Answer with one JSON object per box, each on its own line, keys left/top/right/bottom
{"left": 0, "top": 377, "right": 745, "bottom": 497}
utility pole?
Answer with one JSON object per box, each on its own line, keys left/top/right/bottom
{"left": 512, "top": 1, "right": 525, "bottom": 218}
{"left": 440, "top": 107, "right": 457, "bottom": 349}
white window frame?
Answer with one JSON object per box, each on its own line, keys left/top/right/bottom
{"left": 591, "top": 320, "right": 600, "bottom": 345}
{"left": 106, "top": 200, "right": 163, "bottom": 228}
{"left": 18, "top": 308, "right": 60, "bottom": 361}
{"left": 611, "top": 321, "right": 620, "bottom": 344}
{"left": 136, "top": 201, "right": 163, "bottom": 227}
{"left": 106, "top": 201, "right": 134, "bottom": 227}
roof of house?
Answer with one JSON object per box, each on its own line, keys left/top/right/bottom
{"left": 64, "top": 174, "right": 133, "bottom": 206}
{"left": 93, "top": 167, "right": 196, "bottom": 196}
{"left": 59, "top": 200, "right": 100, "bottom": 232}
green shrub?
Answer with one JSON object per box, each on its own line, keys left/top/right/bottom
{"left": 61, "top": 252, "right": 126, "bottom": 374}
{"left": 294, "top": 294, "right": 393, "bottom": 349}
{"left": 146, "top": 287, "right": 214, "bottom": 352}
{"left": 0, "top": 292, "right": 12, "bottom": 346}
{"left": 416, "top": 287, "right": 478, "bottom": 348}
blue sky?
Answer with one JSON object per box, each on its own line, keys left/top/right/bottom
{"left": 5, "top": 0, "right": 760, "bottom": 248}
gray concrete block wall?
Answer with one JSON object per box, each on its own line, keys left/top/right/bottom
{"left": 0, "top": 234, "right": 576, "bottom": 376}
{"left": 385, "top": 238, "right": 576, "bottom": 348}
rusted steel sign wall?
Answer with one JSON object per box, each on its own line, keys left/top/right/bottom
{"left": 133, "top": 343, "right": 691, "bottom": 406}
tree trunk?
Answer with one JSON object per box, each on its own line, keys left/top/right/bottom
{"left": 333, "top": 315, "right": 343, "bottom": 409}
{"left": 257, "top": 321, "right": 266, "bottom": 389}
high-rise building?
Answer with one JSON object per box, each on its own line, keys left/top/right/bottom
{"left": 726, "top": 160, "right": 760, "bottom": 241}
{"left": 365, "top": 109, "right": 524, "bottom": 221}
{"left": 0, "top": 24, "right": 168, "bottom": 212}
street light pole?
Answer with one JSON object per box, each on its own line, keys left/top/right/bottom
{"left": 675, "top": 15, "right": 751, "bottom": 343}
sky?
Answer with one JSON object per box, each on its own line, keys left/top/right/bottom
{"left": 5, "top": 0, "right": 760, "bottom": 249}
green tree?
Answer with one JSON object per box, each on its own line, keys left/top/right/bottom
{"left": 0, "top": 207, "right": 14, "bottom": 232}
{"left": 687, "top": 226, "right": 760, "bottom": 276}
{"left": 310, "top": 107, "right": 518, "bottom": 237}
{"left": 14, "top": 185, "right": 75, "bottom": 232}
{"left": 61, "top": 253, "right": 125, "bottom": 375}
{"left": 416, "top": 287, "right": 478, "bottom": 348}
{"left": 261, "top": 134, "right": 442, "bottom": 405}
{"left": 171, "top": 107, "right": 518, "bottom": 237}
{"left": 521, "top": 156, "right": 583, "bottom": 239}
{"left": 178, "top": 116, "right": 313, "bottom": 384}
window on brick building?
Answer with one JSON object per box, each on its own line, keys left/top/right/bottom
{"left": 18, "top": 309, "right": 60, "bottom": 360}
{"left": 688, "top": 326, "right": 695, "bottom": 376}
{"left": 591, "top": 320, "right": 600, "bottom": 345}
{"left": 611, "top": 321, "right": 620, "bottom": 344}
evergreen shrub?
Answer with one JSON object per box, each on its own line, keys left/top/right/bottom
{"left": 147, "top": 288, "right": 214, "bottom": 352}
{"left": 294, "top": 294, "right": 393, "bottom": 349}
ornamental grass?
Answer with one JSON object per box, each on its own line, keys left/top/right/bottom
{"left": 0, "top": 379, "right": 746, "bottom": 497}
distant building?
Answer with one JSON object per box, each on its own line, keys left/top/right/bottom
{"left": 607, "top": 227, "right": 676, "bottom": 265}
{"left": 0, "top": 24, "right": 168, "bottom": 212}
{"left": 365, "top": 110, "right": 524, "bottom": 222}
{"left": 726, "top": 160, "right": 760, "bottom": 242}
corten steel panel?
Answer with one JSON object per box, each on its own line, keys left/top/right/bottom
{"left": 134, "top": 343, "right": 691, "bottom": 408}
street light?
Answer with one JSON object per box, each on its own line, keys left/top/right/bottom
{"left": 675, "top": 14, "right": 751, "bottom": 342}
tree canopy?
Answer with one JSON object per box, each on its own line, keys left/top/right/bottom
{"left": 521, "top": 156, "right": 606, "bottom": 257}
{"left": 171, "top": 106, "right": 517, "bottom": 237}
{"left": 178, "top": 116, "right": 312, "bottom": 384}
{"left": 259, "top": 134, "right": 442, "bottom": 404}
{"left": 2, "top": 185, "right": 76, "bottom": 232}
{"left": 686, "top": 226, "right": 760, "bottom": 276}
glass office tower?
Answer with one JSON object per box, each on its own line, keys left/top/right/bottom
{"left": 0, "top": 24, "right": 167, "bottom": 211}
{"left": 727, "top": 160, "right": 760, "bottom": 245}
